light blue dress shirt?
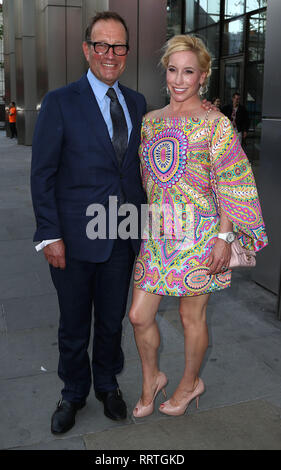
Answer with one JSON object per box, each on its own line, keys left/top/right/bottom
{"left": 86, "top": 68, "right": 132, "bottom": 141}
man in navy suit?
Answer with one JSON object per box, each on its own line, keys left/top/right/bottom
{"left": 31, "top": 12, "right": 147, "bottom": 434}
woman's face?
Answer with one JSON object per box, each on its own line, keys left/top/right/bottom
{"left": 166, "top": 50, "right": 207, "bottom": 103}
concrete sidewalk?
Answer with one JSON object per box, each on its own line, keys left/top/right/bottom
{"left": 0, "top": 130, "right": 281, "bottom": 450}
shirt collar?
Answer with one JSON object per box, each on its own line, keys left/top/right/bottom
{"left": 87, "top": 69, "right": 120, "bottom": 102}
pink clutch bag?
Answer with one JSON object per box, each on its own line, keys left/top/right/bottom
{"left": 229, "top": 238, "right": 256, "bottom": 268}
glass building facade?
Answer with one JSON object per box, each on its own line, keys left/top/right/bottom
{"left": 167, "top": 0, "right": 267, "bottom": 162}
{"left": 0, "top": 1, "right": 4, "bottom": 123}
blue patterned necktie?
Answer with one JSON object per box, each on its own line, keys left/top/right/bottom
{"left": 106, "top": 87, "right": 128, "bottom": 167}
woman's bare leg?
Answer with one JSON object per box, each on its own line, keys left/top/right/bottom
{"left": 168, "top": 293, "right": 210, "bottom": 405}
{"left": 129, "top": 287, "right": 163, "bottom": 405}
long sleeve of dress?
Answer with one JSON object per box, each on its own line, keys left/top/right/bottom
{"left": 208, "top": 116, "right": 268, "bottom": 252}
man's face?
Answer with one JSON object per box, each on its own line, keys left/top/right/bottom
{"left": 83, "top": 19, "right": 128, "bottom": 86}
{"left": 232, "top": 94, "right": 240, "bottom": 107}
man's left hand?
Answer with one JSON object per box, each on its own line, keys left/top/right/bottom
{"left": 201, "top": 99, "right": 217, "bottom": 112}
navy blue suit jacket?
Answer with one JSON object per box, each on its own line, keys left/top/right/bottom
{"left": 31, "top": 74, "right": 147, "bottom": 262}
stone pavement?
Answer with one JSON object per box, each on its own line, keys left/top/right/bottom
{"left": 0, "top": 131, "right": 281, "bottom": 451}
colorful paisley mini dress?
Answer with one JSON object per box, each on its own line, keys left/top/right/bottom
{"left": 133, "top": 116, "right": 268, "bottom": 297}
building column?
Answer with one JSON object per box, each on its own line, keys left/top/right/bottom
{"left": 252, "top": 0, "right": 281, "bottom": 316}
{"left": 3, "top": 0, "right": 16, "bottom": 136}
{"left": 109, "top": 0, "right": 167, "bottom": 110}
{"left": 19, "top": 0, "right": 37, "bottom": 145}
{"left": 3, "top": 0, "right": 37, "bottom": 144}
{"left": 137, "top": 0, "right": 167, "bottom": 110}
{"left": 36, "top": 0, "right": 84, "bottom": 97}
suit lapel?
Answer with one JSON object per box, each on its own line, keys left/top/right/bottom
{"left": 75, "top": 75, "right": 118, "bottom": 168}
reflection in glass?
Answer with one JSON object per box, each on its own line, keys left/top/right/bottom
{"left": 223, "top": 19, "right": 244, "bottom": 55}
{"left": 207, "top": 24, "right": 220, "bottom": 58}
{"left": 246, "top": 62, "right": 264, "bottom": 130}
{"left": 198, "top": 24, "right": 220, "bottom": 59}
{"left": 206, "top": 0, "right": 221, "bottom": 21}
{"left": 167, "top": 0, "right": 183, "bottom": 38}
{"left": 245, "top": 62, "right": 264, "bottom": 161}
{"left": 198, "top": 0, "right": 220, "bottom": 28}
{"left": 225, "top": 0, "right": 245, "bottom": 18}
{"left": 185, "top": 0, "right": 196, "bottom": 32}
{"left": 0, "top": 4, "right": 3, "bottom": 104}
{"left": 248, "top": 11, "right": 266, "bottom": 61}
{"left": 223, "top": 61, "right": 241, "bottom": 106}
{"left": 208, "top": 59, "right": 219, "bottom": 101}
{"left": 185, "top": 0, "right": 220, "bottom": 32}
{"left": 246, "top": 0, "right": 267, "bottom": 13}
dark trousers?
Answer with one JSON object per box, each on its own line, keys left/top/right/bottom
{"left": 50, "top": 238, "right": 135, "bottom": 402}
{"left": 9, "top": 122, "right": 17, "bottom": 138}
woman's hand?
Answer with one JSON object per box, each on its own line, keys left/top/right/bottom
{"left": 206, "top": 239, "right": 231, "bottom": 274}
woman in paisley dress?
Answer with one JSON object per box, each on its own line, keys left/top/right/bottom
{"left": 128, "top": 35, "right": 268, "bottom": 417}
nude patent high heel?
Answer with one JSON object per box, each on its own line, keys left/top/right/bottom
{"left": 133, "top": 372, "right": 168, "bottom": 418}
{"left": 159, "top": 377, "right": 205, "bottom": 416}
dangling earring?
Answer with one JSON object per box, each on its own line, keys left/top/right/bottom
{"left": 166, "top": 86, "right": 170, "bottom": 96}
{"left": 199, "top": 83, "right": 208, "bottom": 97}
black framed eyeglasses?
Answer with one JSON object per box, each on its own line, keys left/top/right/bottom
{"left": 87, "top": 41, "right": 129, "bottom": 56}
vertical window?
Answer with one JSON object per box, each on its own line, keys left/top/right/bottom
{"left": 185, "top": 0, "right": 220, "bottom": 32}
{"left": 185, "top": 0, "right": 196, "bottom": 31}
{"left": 223, "top": 60, "right": 243, "bottom": 105}
{"left": 198, "top": 0, "right": 221, "bottom": 27}
{"left": 223, "top": 18, "right": 244, "bottom": 55}
{"left": 246, "top": 0, "right": 267, "bottom": 13}
{"left": 167, "top": 0, "right": 183, "bottom": 38}
{"left": 246, "top": 62, "right": 264, "bottom": 132}
{"left": 206, "top": 23, "right": 220, "bottom": 58}
{"left": 197, "top": 24, "right": 220, "bottom": 59}
{"left": 248, "top": 10, "right": 266, "bottom": 61}
{"left": 208, "top": 58, "right": 219, "bottom": 100}
{"left": 246, "top": 9, "right": 266, "bottom": 138}
{"left": 225, "top": 0, "right": 245, "bottom": 18}
{"left": 0, "top": 2, "right": 4, "bottom": 104}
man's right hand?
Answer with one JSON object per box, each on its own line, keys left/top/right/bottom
{"left": 43, "top": 239, "right": 66, "bottom": 269}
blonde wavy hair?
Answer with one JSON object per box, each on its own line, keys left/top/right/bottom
{"left": 161, "top": 35, "right": 212, "bottom": 88}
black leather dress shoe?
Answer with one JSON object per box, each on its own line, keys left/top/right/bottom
{"left": 51, "top": 399, "right": 86, "bottom": 434}
{"left": 95, "top": 388, "right": 127, "bottom": 421}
